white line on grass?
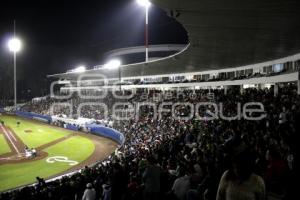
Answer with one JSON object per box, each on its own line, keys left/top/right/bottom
{"left": 8, "top": 130, "right": 17, "bottom": 142}
{"left": 0, "top": 125, "right": 20, "bottom": 154}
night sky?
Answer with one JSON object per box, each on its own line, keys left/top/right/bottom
{"left": 0, "top": 0, "right": 187, "bottom": 101}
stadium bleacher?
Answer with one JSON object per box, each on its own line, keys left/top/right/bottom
{"left": 0, "top": 84, "right": 297, "bottom": 200}
{"left": 1, "top": 0, "right": 300, "bottom": 199}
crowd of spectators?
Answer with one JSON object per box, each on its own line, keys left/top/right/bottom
{"left": 1, "top": 84, "right": 298, "bottom": 200}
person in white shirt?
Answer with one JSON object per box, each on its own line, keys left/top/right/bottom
{"left": 82, "top": 183, "right": 96, "bottom": 200}
{"left": 216, "top": 149, "right": 265, "bottom": 200}
{"left": 172, "top": 167, "right": 190, "bottom": 200}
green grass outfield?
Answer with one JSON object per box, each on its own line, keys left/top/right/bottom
{"left": 0, "top": 115, "right": 72, "bottom": 148}
{"left": 0, "top": 115, "right": 95, "bottom": 192}
{"left": 0, "top": 135, "right": 11, "bottom": 155}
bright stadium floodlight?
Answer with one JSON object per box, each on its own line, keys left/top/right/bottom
{"left": 73, "top": 65, "right": 86, "bottom": 73}
{"left": 8, "top": 37, "right": 22, "bottom": 52}
{"left": 103, "top": 59, "right": 121, "bottom": 69}
{"left": 104, "top": 59, "right": 122, "bottom": 90}
{"left": 136, "top": 0, "right": 151, "bottom": 62}
{"left": 137, "top": 0, "right": 151, "bottom": 7}
{"left": 7, "top": 20, "right": 22, "bottom": 110}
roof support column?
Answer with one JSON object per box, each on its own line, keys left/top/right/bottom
{"left": 298, "top": 80, "right": 300, "bottom": 95}
{"left": 274, "top": 83, "right": 279, "bottom": 97}
{"left": 240, "top": 85, "right": 244, "bottom": 94}
{"left": 224, "top": 85, "right": 228, "bottom": 95}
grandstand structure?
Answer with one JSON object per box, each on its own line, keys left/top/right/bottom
{"left": 48, "top": 0, "right": 300, "bottom": 95}
{"left": 1, "top": 1, "right": 299, "bottom": 199}
{"left": 103, "top": 44, "right": 186, "bottom": 64}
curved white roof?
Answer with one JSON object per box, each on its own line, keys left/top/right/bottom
{"left": 49, "top": 0, "right": 300, "bottom": 80}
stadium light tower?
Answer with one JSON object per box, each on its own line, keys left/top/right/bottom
{"left": 73, "top": 65, "right": 86, "bottom": 73}
{"left": 104, "top": 59, "right": 122, "bottom": 90}
{"left": 7, "top": 21, "right": 22, "bottom": 110}
{"left": 103, "top": 59, "right": 121, "bottom": 70}
{"left": 136, "top": 0, "right": 151, "bottom": 63}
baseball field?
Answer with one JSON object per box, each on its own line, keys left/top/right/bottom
{"left": 0, "top": 114, "right": 118, "bottom": 192}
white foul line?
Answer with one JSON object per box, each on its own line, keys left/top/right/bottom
{"left": 0, "top": 125, "right": 20, "bottom": 154}
{"left": 8, "top": 130, "right": 17, "bottom": 142}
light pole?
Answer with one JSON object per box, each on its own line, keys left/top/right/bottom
{"left": 137, "top": 0, "right": 151, "bottom": 63}
{"left": 8, "top": 21, "right": 22, "bottom": 110}
{"left": 73, "top": 65, "right": 86, "bottom": 73}
{"left": 104, "top": 59, "right": 122, "bottom": 90}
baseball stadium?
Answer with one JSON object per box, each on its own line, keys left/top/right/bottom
{"left": 0, "top": 0, "right": 299, "bottom": 200}
{"left": 0, "top": 114, "right": 119, "bottom": 192}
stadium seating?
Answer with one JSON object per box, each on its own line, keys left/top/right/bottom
{"left": 0, "top": 84, "right": 297, "bottom": 200}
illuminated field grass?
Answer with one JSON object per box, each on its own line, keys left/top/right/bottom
{"left": 0, "top": 135, "right": 11, "bottom": 155}
{"left": 0, "top": 115, "right": 72, "bottom": 148}
{"left": 0, "top": 115, "right": 95, "bottom": 192}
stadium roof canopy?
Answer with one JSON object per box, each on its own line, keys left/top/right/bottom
{"left": 49, "top": 0, "right": 300, "bottom": 80}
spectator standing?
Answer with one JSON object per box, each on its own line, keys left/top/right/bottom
{"left": 216, "top": 149, "right": 266, "bottom": 200}
{"left": 82, "top": 183, "right": 96, "bottom": 200}
{"left": 172, "top": 167, "right": 190, "bottom": 200}
{"left": 143, "top": 156, "right": 161, "bottom": 200}
{"left": 111, "top": 163, "right": 128, "bottom": 200}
